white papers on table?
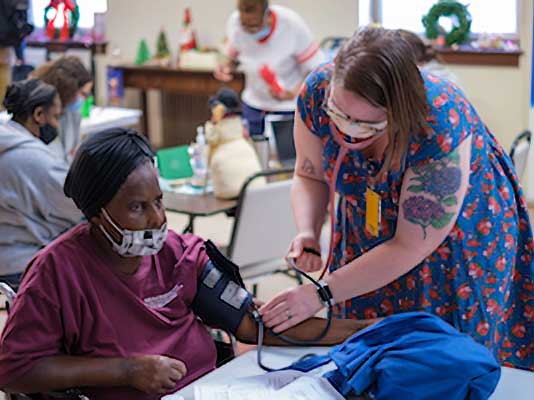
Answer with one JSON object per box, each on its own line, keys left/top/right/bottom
{"left": 193, "top": 370, "right": 344, "bottom": 400}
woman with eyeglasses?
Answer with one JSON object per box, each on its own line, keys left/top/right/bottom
{"left": 260, "top": 27, "right": 534, "bottom": 370}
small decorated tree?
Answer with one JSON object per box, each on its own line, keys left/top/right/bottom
{"left": 135, "top": 39, "right": 151, "bottom": 65}
{"left": 155, "top": 29, "right": 171, "bottom": 59}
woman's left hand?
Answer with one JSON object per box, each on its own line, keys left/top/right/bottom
{"left": 259, "top": 283, "right": 324, "bottom": 333}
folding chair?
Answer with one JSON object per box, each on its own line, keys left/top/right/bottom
{"left": 226, "top": 168, "right": 301, "bottom": 295}
{"left": 509, "top": 130, "right": 531, "bottom": 180}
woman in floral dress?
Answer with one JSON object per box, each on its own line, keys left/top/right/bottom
{"left": 260, "top": 27, "right": 534, "bottom": 370}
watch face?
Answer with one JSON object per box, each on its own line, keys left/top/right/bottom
{"left": 317, "top": 281, "right": 334, "bottom": 306}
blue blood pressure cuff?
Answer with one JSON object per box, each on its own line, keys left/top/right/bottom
{"left": 192, "top": 241, "right": 253, "bottom": 335}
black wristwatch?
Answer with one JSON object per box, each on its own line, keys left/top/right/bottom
{"left": 316, "top": 280, "right": 335, "bottom": 307}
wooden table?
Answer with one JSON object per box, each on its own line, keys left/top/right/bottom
{"left": 27, "top": 38, "right": 108, "bottom": 58}
{"left": 163, "top": 190, "right": 237, "bottom": 233}
{"left": 113, "top": 65, "right": 245, "bottom": 146}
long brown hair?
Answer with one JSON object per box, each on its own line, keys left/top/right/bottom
{"left": 398, "top": 29, "right": 443, "bottom": 64}
{"left": 32, "top": 56, "right": 92, "bottom": 106}
{"left": 333, "top": 27, "right": 429, "bottom": 175}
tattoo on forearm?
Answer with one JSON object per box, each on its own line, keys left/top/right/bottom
{"left": 402, "top": 149, "right": 462, "bottom": 239}
{"left": 301, "top": 158, "right": 316, "bottom": 176}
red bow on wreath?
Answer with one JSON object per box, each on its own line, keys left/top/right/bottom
{"left": 45, "top": 0, "right": 77, "bottom": 40}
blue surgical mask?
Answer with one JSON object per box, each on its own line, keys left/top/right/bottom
{"left": 66, "top": 96, "right": 83, "bottom": 113}
{"left": 252, "top": 25, "right": 271, "bottom": 41}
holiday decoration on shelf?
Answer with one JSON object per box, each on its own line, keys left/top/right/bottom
{"left": 154, "top": 28, "right": 171, "bottom": 65}
{"left": 422, "top": 0, "right": 471, "bottom": 47}
{"left": 44, "top": 0, "right": 80, "bottom": 40}
{"left": 179, "top": 7, "right": 198, "bottom": 53}
{"left": 471, "top": 34, "right": 520, "bottom": 51}
{"left": 135, "top": 39, "right": 151, "bottom": 65}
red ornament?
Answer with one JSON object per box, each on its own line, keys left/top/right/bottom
{"left": 45, "top": 0, "right": 78, "bottom": 40}
{"left": 179, "top": 7, "right": 197, "bottom": 52}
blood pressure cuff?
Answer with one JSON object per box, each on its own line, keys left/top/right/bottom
{"left": 191, "top": 241, "right": 253, "bottom": 335}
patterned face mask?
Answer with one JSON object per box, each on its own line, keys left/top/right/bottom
{"left": 99, "top": 208, "right": 167, "bottom": 257}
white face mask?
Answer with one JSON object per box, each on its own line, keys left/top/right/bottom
{"left": 325, "top": 95, "right": 388, "bottom": 140}
{"left": 99, "top": 208, "right": 167, "bottom": 257}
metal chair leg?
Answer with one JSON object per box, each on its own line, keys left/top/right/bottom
{"left": 182, "top": 215, "right": 195, "bottom": 234}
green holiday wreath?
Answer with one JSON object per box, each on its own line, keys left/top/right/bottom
{"left": 422, "top": 0, "right": 472, "bottom": 46}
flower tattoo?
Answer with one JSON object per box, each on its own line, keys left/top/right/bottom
{"left": 402, "top": 149, "right": 461, "bottom": 238}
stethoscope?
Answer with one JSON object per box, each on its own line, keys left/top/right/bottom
{"left": 320, "top": 125, "right": 389, "bottom": 280}
{"left": 251, "top": 256, "right": 334, "bottom": 371}
{"left": 320, "top": 88, "right": 389, "bottom": 280}
{"left": 252, "top": 95, "right": 387, "bottom": 370}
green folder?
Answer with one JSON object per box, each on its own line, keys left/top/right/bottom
{"left": 156, "top": 145, "right": 194, "bottom": 180}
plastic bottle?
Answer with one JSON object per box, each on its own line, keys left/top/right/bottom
{"left": 189, "top": 126, "right": 209, "bottom": 187}
{"left": 81, "top": 95, "right": 94, "bottom": 118}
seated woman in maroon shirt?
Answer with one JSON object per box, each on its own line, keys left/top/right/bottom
{"left": 0, "top": 128, "right": 367, "bottom": 399}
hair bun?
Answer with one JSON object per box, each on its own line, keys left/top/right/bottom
{"left": 2, "top": 82, "right": 27, "bottom": 114}
{"left": 3, "top": 79, "right": 57, "bottom": 119}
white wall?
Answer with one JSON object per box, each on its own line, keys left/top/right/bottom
{"left": 105, "top": 0, "right": 357, "bottom": 62}
{"left": 100, "top": 0, "right": 357, "bottom": 145}
{"left": 100, "top": 0, "right": 532, "bottom": 166}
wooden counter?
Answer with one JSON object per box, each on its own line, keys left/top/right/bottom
{"left": 114, "top": 65, "right": 245, "bottom": 146}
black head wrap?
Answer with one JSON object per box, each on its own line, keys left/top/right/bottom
{"left": 3, "top": 79, "right": 57, "bottom": 121}
{"left": 64, "top": 128, "right": 155, "bottom": 219}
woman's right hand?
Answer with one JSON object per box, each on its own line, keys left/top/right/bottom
{"left": 125, "top": 355, "right": 187, "bottom": 394}
{"left": 287, "top": 231, "right": 322, "bottom": 273}
{"left": 214, "top": 63, "right": 234, "bottom": 82}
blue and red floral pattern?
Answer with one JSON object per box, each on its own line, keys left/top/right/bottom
{"left": 297, "top": 64, "right": 534, "bottom": 370}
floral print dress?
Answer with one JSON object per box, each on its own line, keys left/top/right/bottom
{"left": 298, "top": 64, "right": 534, "bottom": 370}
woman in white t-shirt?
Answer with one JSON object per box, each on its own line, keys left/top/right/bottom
{"left": 215, "top": 0, "right": 324, "bottom": 136}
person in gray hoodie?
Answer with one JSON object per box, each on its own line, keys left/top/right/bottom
{"left": 0, "top": 79, "right": 81, "bottom": 287}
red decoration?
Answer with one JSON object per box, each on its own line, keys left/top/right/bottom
{"left": 184, "top": 8, "right": 192, "bottom": 25}
{"left": 259, "top": 64, "right": 284, "bottom": 94}
{"left": 179, "top": 7, "right": 197, "bottom": 52}
{"left": 45, "top": 0, "right": 78, "bottom": 40}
